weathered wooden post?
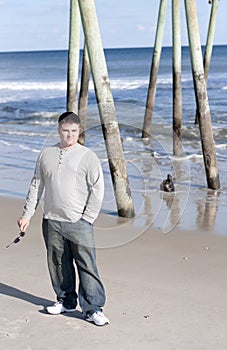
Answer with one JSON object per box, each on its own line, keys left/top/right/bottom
{"left": 204, "top": 0, "right": 219, "bottom": 85}
{"left": 195, "top": 0, "right": 219, "bottom": 124}
{"left": 67, "top": 0, "right": 80, "bottom": 113}
{"left": 172, "top": 0, "right": 182, "bottom": 156}
{"left": 142, "top": 0, "right": 168, "bottom": 138}
{"left": 78, "top": 0, "right": 135, "bottom": 217}
{"left": 78, "top": 44, "right": 90, "bottom": 145}
{"left": 184, "top": 0, "right": 220, "bottom": 190}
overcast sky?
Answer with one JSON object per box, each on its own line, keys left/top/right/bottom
{"left": 0, "top": 0, "right": 226, "bottom": 52}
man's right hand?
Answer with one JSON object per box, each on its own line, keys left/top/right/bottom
{"left": 17, "top": 217, "right": 30, "bottom": 232}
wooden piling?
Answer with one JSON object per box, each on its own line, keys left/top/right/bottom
{"left": 204, "top": 0, "right": 219, "bottom": 83}
{"left": 195, "top": 0, "right": 219, "bottom": 124}
{"left": 78, "top": 44, "right": 90, "bottom": 145}
{"left": 78, "top": 0, "right": 135, "bottom": 217}
{"left": 184, "top": 0, "right": 220, "bottom": 190}
{"left": 172, "top": 0, "right": 182, "bottom": 156}
{"left": 142, "top": 0, "right": 168, "bottom": 139}
{"left": 67, "top": 0, "right": 80, "bottom": 113}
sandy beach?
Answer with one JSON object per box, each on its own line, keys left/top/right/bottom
{"left": 1, "top": 196, "right": 227, "bottom": 350}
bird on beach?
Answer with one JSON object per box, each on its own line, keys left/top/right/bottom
{"left": 160, "top": 174, "right": 175, "bottom": 192}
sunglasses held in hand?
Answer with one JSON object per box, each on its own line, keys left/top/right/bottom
{"left": 6, "top": 231, "right": 26, "bottom": 248}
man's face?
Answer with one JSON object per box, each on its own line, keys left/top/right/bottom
{"left": 58, "top": 122, "right": 80, "bottom": 148}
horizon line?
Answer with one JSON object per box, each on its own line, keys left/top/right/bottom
{"left": 0, "top": 43, "right": 227, "bottom": 54}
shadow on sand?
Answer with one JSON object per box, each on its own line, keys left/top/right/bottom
{"left": 0, "top": 282, "right": 83, "bottom": 320}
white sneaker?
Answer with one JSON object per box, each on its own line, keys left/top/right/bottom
{"left": 46, "top": 302, "right": 76, "bottom": 315}
{"left": 86, "top": 311, "right": 110, "bottom": 326}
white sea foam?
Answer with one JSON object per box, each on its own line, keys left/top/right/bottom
{"left": 172, "top": 154, "right": 203, "bottom": 161}
{"left": 0, "top": 81, "right": 67, "bottom": 91}
{"left": 216, "top": 153, "right": 227, "bottom": 160}
{"left": 109, "top": 79, "right": 147, "bottom": 90}
{"left": 154, "top": 152, "right": 203, "bottom": 161}
{"left": 5, "top": 130, "right": 49, "bottom": 137}
{"left": 0, "top": 139, "right": 11, "bottom": 146}
{"left": 0, "top": 138, "right": 40, "bottom": 153}
{"left": 18, "top": 144, "right": 40, "bottom": 152}
{"left": 216, "top": 143, "right": 227, "bottom": 150}
{"left": 0, "top": 77, "right": 178, "bottom": 93}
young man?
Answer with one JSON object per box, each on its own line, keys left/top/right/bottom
{"left": 17, "top": 112, "right": 109, "bottom": 326}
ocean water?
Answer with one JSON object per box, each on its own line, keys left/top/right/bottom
{"left": 0, "top": 46, "right": 227, "bottom": 237}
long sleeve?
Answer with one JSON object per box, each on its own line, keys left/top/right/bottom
{"left": 21, "top": 144, "right": 104, "bottom": 223}
{"left": 22, "top": 153, "right": 45, "bottom": 219}
{"left": 82, "top": 153, "right": 104, "bottom": 224}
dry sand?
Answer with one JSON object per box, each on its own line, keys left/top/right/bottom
{"left": 1, "top": 197, "right": 227, "bottom": 350}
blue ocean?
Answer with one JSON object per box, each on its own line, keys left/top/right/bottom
{"left": 0, "top": 46, "right": 226, "bottom": 235}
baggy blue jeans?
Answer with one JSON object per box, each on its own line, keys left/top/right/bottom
{"left": 42, "top": 218, "right": 106, "bottom": 316}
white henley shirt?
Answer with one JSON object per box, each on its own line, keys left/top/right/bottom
{"left": 22, "top": 143, "right": 104, "bottom": 224}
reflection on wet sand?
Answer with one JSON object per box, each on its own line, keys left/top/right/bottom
{"left": 159, "top": 191, "right": 181, "bottom": 233}
{"left": 196, "top": 190, "right": 220, "bottom": 230}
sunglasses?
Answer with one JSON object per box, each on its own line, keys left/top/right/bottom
{"left": 6, "top": 231, "right": 26, "bottom": 248}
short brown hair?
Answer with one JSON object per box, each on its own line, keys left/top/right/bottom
{"left": 58, "top": 112, "right": 80, "bottom": 125}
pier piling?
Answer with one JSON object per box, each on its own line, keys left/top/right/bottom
{"left": 172, "top": 0, "right": 182, "bottom": 156}
{"left": 78, "top": 0, "right": 135, "bottom": 217}
{"left": 67, "top": 0, "right": 80, "bottom": 113}
{"left": 195, "top": 0, "right": 219, "bottom": 124}
{"left": 184, "top": 0, "right": 220, "bottom": 190}
{"left": 78, "top": 44, "right": 90, "bottom": 145}
{"left": 142, "top": 0, "right": 167, "bottom": 139}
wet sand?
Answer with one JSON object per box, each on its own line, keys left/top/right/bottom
{"left": 1, "top": 197, "right": 227, "bottom": 349}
